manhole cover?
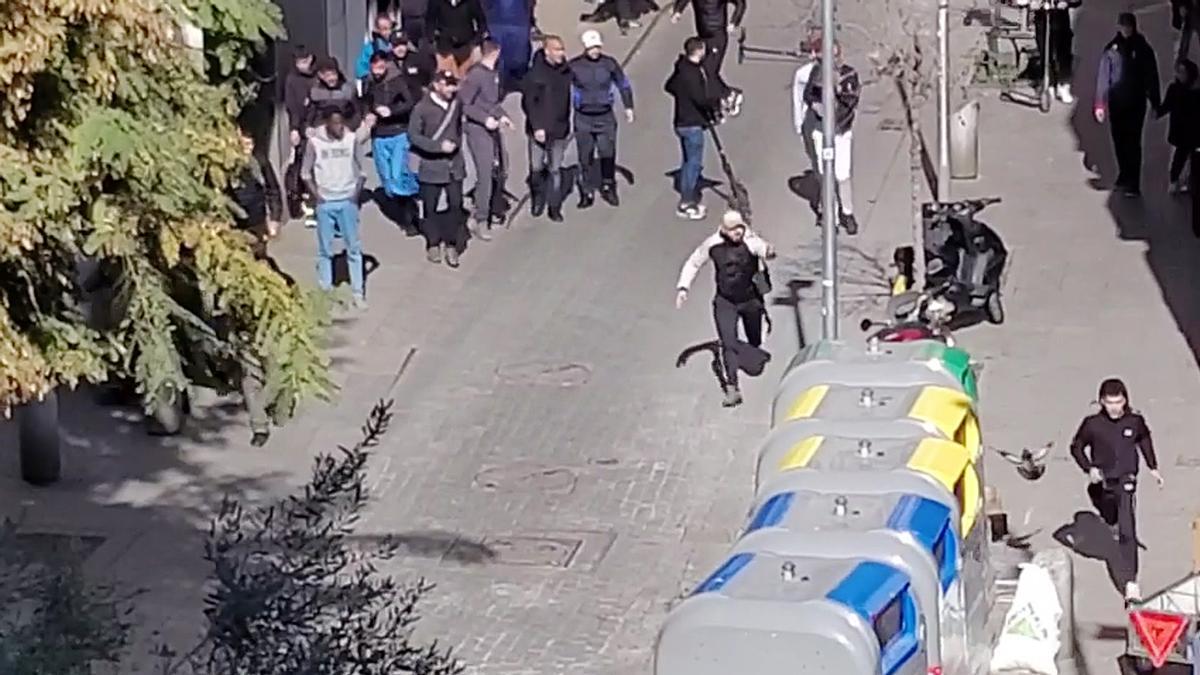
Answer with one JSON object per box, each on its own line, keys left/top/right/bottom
{"left": 495, "top": 361, "right": 591, "bottom": 387}
{"left": 473, "top": 462, "right": 577, "bottom": 494}
{"left": 13, "top": 532, "right": 107, "bottom": 561}
{"left": 481, "top": 536, "right": 582, "bottom": 568}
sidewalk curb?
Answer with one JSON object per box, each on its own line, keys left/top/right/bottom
{"left": 505, "top": 4, "right": 672, "bottom": 227}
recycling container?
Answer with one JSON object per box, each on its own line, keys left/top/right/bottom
{"left": 778, "top": 339, "right": 979, "bottom": 402}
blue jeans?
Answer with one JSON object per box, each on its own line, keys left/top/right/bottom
{"left": 315, "top": 199, "right": 364, "bottom": 298}
{"left": 676, "top": 126, "right": 705, "bottom": 205}
{"left": 372, "top": 134, "right": 419, "bottom": 198}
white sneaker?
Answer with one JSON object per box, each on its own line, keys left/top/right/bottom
{"left": 1170, "top": 181, "right": 1183, "bottom": 194}
{"left": 725, "top": 90, "right": 744, "bottom": 117}
{"left": 687, "top": 203, "right": 707, "bottom": 220}
{"left": 352, "top": 295, "right": 368, "bottom": 310}
{"left": 1056, "top": 84, "right": 1074, "bottom": 104}
{"left": 1125, "top": 581, "right": 1141, "bottom": 602}
{"left": 302, "top": 203, "right": 316, "bottom": 228}
{"left": 676, "top": 203, "right": 693, "bottom": 219}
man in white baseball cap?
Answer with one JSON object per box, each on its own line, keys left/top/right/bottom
{"left": 568, "top": 29, "right": 635, "bottom": 209}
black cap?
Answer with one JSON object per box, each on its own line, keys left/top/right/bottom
{"left": 433, "top": 69, "right": 458, "bottom": 85}
{"left": 315, "top": 56, "right": 339, "bottom": 73}
{"left": 293, "top": 44, "right": 312, "bottom": 59}
{"left": 1118, "top": 11, "right": 1137, "bottom": 28}
{"left": 390, "top": 30, "right": 410, "bottom": 46}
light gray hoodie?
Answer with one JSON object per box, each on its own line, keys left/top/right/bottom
{"left": 301, "top": 126, "right": 368, "bottom": 202}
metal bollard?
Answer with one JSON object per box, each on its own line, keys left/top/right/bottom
{"left": 17, "top": 390, "right": 63, "bottom": 486}
{"left": 950, "top": 100, "right": 981, "bottom": 180}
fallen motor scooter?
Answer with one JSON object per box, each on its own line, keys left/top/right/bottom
{"left": 922, "top": 197, "right": 1008, "bottom": 325}
{"left": 859, "top": 279, "right": 958, "bottom": 345}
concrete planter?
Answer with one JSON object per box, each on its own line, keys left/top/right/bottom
{"left": 17, "top": 390, "right": 62, "bottom": 486}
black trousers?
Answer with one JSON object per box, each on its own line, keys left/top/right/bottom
{"left": 1088, "top": 477, "right": 1139, "bottom": 587}
{"left": 1110, "top": 104, "right": 1147, "bottom": 190}
{"left": 1170, "top": 145, "right": 1194, "bottom": 183}
{"left": 712, "top": 294, "right": 763, "bottom": 388}
{"left": 575, "top": 112, "right": 618, "bottom": 192}
{"left": 284, "top": 142, "right": 308, "bottom": 219}
{"left": 1192, "top": 149, "right": 1200, "bottom": 236}
{"left": 703, "top": 30, "right": 732, "bottom": 96}
{"left": 419, "top": 180, "right": 465, "bottom": 248}
{"left": 1033, "top": 9, "right": 1073, "bottom": 87}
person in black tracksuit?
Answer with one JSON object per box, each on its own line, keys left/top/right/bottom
{"left": 1069, "top": 378, "right": 1164, "bottom": 601}
{"left": 522, "top": 35, "right": 573, "bottom": 222}
{"left": 671, "top": 0, "right": 747, "bottom": 114}
{"left": 1093, "top": 12, "right": 1160, "bottom": 197}
{"left": 283, "top": 45, "right": 317, "bottom": 220}
{"left": 305, "top": 57, "right": 360, "bottom": 132}
{"left": 363, "top": 53, "right": 421, "bottom": 234}
{"left": 401, "top": 0, "right": 431, "bottom": 48}
{"left": 675, "top": 210, "right": 774, "bottom": 408}
{"left": 569, "top": 31, "right": 635, "bottom": 208}
{"left": 390, "top": 30, "right": 436, "bottom": 92}
{"left": 1032, "top": 0, "right": 1081, "bottom": 104}
{"left": 428, "top": 0, "right": 487, "bottom": 79}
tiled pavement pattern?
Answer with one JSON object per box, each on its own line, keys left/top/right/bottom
{"left": 4, "top": 0, "right": 1200, "bottom": 672}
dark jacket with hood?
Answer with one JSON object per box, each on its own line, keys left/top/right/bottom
{"left": 802, "top": 61, "right": 861, "bottom": 134}
{"left": 664, "top": 55, "right": 721, "bottom": 128}
{"left": 228, "top": 154, "right": 282, "bottom": 231}
{"left": 1158, "top": 80, "right": 1200, "bottom": 148}
{"left": 306, "top": 71, "right": 360, "bottom": 129}
{"left": 355, "top": 32, "right": 395, "bottom": 79}
{"left": 392, "top": 48, "right": 436, "bottom": 95}
{"left": 1095, "top": 32, "right": 1161, "bottom": 112}
{"left": 672, "top": 0, "right": 747, "bottom": 38}
{"left": 569, "top": 53, "right": 634, "bottom": 115}
{"left": 429, "top": 0, "right": 487, "bottom": 51}
{"left": 522, "top": 49, "right": 573, "bottom": 139}
{"left": 362, "top": 63, "right": 418, "bottom": 137}
{"left": 284, "top": 65, "right": 316, "bottom": 135}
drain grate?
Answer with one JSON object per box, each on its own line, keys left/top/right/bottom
{"left": 495, "top": 361, "right": 592, "bottom": 388}
{"left": 473, "top": 462, "right": 577, "bottom": 494}
{"left": 477, "top": 536, "right": 582, "bottom": 568}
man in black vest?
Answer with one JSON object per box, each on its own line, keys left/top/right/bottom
{"left": 675, "top": 210, "right": 775, "bottom": 407}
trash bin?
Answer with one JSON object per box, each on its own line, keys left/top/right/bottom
{"left": 950, "top": 100, "right": 980, "bottom": 180}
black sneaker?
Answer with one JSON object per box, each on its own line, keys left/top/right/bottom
{"left": 548, "top": 207, "right": 564, "bottom": 222}
{"left": 722, "top": 386, "right": 743, "bottom": 408}
{"left": 578, "top": 191, "right": 595, "bottom": 209}
{"left": 600, "top": 183, "right": 620, "bottom": 206}
{"left": 841, "top": 213, "right": 860, "bottom": 235}
{"left": 250, "top": 431, "right": 270, "bottom": 447}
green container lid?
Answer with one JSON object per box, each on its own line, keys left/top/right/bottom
{"left": 921, "top": 342, "right": 978, "bottom": 401}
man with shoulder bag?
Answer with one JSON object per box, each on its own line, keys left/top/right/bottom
{"left": 675, "top": 209, "right": 774, "bottom": 408}
{"left": 409, "top": 69, "right": 468, "bottom": 267}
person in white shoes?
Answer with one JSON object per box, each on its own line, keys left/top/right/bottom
{"left": 791, "top": 30, "right": 821, "bottom": 172}
{"left": 665, "top": 37, "right": 724, "bottom": 220}
{"left": 675, "top": 210, "right": 774, "bottom": 407}
{"left": 802, "top": 40, "right": 861, "bottom": 234}
{"left": 1033, "top": 0, "right": 1080, "bottom": 103}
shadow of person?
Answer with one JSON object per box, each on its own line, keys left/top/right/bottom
{"left": 674, "top": 338, "right": 773, "bottom": 387}
{"left": 770, "top": 278, "right": 814, "bottom": 351}
{"left": 1052, "top": 510, "right": 1131, "bottom": 592}
{"left": 332, "top": 252, "right": 381, "bottom": 288}
{"left": 675, "top": 340, "right": 726, "bottom": 388}
{"left": 787, "top": 172, "right": 822, "bottom": 216}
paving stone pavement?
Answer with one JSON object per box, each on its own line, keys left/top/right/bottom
{"left": 3, "top": 0, "right": 1200, "bottom": 672}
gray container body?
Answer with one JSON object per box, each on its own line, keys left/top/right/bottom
{"left": 950, "top": 100, "right": 981, "bottom": 180}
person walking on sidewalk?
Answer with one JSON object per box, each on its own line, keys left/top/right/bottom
{"left": 355, "top": 13, "right": 397, "bottom": 81}
{"left": 802, "top": 41, "right": 861, "bottom": 234}
{"left": 522, "top": 34, "right": 573, "bottom": 222}
{"left": 429, "top": 0, "right": 487, "bottom": 79}
{"left": 1094, "top": 12, "right": 1161, "bottom": 197}
{"left": 675, "top": 210, "right": 775, "bottom": 408}
{"left": 401, "top": 0, "right": 431, "bottom": 49}
{"left": 283, "top": 45, "right": 317, "bottom": 223}
{"left": 791, "top": 31, "right": 821, "bottom": 172}
{"left": 390, "top": 30, "right": 436, "bottom": 93}
{"left": 670, "top": 0, "right": 746, "bottom": 117}
{"left": 410, "top": 70, "right": 469, "bottom": 267}
{"left": 1156, "top": 58, "right": 1199, "bottom": 194}
{"left": 665, "top": 37, "right": 723, "bottom": 220}
{"left": 569, "top": 30, "right": 635, "bottom": 209}
{"left": 1069, "top": 377, "right": 1164, "bottom": 602}
{"left": 1033, "top": 0, "right": 1080, "bottom": 104}
{"left": 462, "top": 39, "right": 514, "bottom": 239}
{"left": 302, "top": 111, "right": 371, "bottom": 309}
{"left": 481, "top": 0, "right": 533, "bottom": 93}
{"left": 363, "top": 52, "right": 421, "bottom": 234}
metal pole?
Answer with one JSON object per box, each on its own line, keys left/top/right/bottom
{"left": 819, "top": 0, "right": 839, "bottom": 340}
{"left": 936, "top": 0, "right": 951, "bottom": 202}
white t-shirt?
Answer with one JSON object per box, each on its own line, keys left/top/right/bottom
{"left": 792, "top": 61, "right": 816, "bottom": 135}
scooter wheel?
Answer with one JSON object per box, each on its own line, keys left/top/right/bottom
{"left": 985, "top": 292, "right": 1005, "bottom": 324}
{"left": 1039, "top": 88, "right": 1052, "bottom": 113}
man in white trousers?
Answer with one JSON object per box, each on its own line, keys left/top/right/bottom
{"left": 801, "top": 40, "right": 861, "bottom": 235}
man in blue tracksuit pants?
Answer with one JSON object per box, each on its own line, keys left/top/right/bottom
{"left": 569, "top": 29, "right": 635, "bottom": 208}
{"left": 356, "top": 14, "right": 397, "bottom": 81}
{"left": 363, "top": 52, "right": 421, "bottom": 233}
{"left": 482, "top": 0, "right": 532, "bottom": 93}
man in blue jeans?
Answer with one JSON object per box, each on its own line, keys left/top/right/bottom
{"left": 302, "top": 111, "right": 371, "bottom": 308}
{"left": 665, "top": 37, "right": 722, "bottom": 219}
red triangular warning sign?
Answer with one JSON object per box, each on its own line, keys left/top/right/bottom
{"left": 1129, "top": 609, "right": 1188, "bottom": 668}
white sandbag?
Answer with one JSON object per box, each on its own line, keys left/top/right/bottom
{"left": 989, "top": 562, "right": 1063, "bottom": 675}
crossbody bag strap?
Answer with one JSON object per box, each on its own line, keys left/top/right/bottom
{"left": 430, "top": 99, "right": 459, "bottom": 142}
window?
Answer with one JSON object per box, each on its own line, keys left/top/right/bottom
{"left": 873, "top": 596, "right": 904, "bottom": 648}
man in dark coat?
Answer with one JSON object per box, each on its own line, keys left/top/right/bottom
{"left": 665, "top": 37, "right": 722, "bottom": 220}
{"left": 409, "top": 70, "right": 468, "bottom": 267}
{"left": 1093, "top": 12, "right": 1161, "bottom": 197}
{"left": 283, "top": 45, "right": 316, "bottom": 220}
{"left": 482, "top": 0, "right": 532, "bottom": 92}
{"left": 363, "top": 52, "right": 421, "bottom": 234}
{"left": 522, "top": 35, "right": 572, "bottom": 221}
{"left": 428, "top": 0, "right": 488, "bottom": 78}
{"left": 569, "top": 30, "right": 635, "bottom": 208}
{"left": 671, "top": 0, "right": 747, "bottom": 114}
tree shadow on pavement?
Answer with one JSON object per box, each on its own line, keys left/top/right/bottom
{"left": 1052, "top": 510, "right": 1130, "bottom": 594}
{"left": 1069, "top": 2, "right": 1200, "bottom": 374}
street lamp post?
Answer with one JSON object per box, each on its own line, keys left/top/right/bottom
{"left": 937, "top": 0, "right": 951, "bottom": 202}
{"left": 819, "top": 0, "right": 839, "bottom": 340}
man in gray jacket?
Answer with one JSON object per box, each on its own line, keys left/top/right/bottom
{"left": 461, "top": 39, "right": 514, "bottom": 239}
{"left": 301, "top": 111, "right": 371, "bottom": 307}
{"left": 409, "top": 69, "right": 468, "bottom": 267}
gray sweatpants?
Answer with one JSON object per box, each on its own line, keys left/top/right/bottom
{"left": 466, "top": 123, "right": 507, "bottom": 222}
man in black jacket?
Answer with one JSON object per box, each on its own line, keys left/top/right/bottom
{"left": 1094, "top": 12, "right": 1161, "bottom": 197}
{"left": 429, "top": 0, "right": 487, "bottom": 78}
{"left": 522, "top": 35, "right": 572, "bottom": 221}
{"left": 1069, "top": 378, "right": 1164, "bottom": 601}
{"left": 409, "top": 70, "right": 468, "bottom": 267}
{"left": 283, "top": 45, "right": 316, "bottom": 221}
{"left": 391, "top": 30, "right": 435, "bottom": 94}
{"left": 306, "top": 57, "right": 360, "bottom": 132}
{"left": 665, "top": 37, "right": 722, "bottom": 220}
{"left": 570, "top": 30, "right": 635, "bottom": 208}
{"left": 803, "top": 42, "right": 861, "bottom": 234}
{"left": 401, "top": 0, "right": 431, "bottom": 48}
{"left": 363, "top": 52, "right": 421, "bottom": 234}
{"left": 671, "top": 0, "right": 747, "bottom": 116}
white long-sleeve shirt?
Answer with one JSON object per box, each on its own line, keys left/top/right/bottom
{"left": 792, "top": 61, "right": 816, "bottom": 135}
{"left": 676, "top": 229, "right": 772, "bottom": 291}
